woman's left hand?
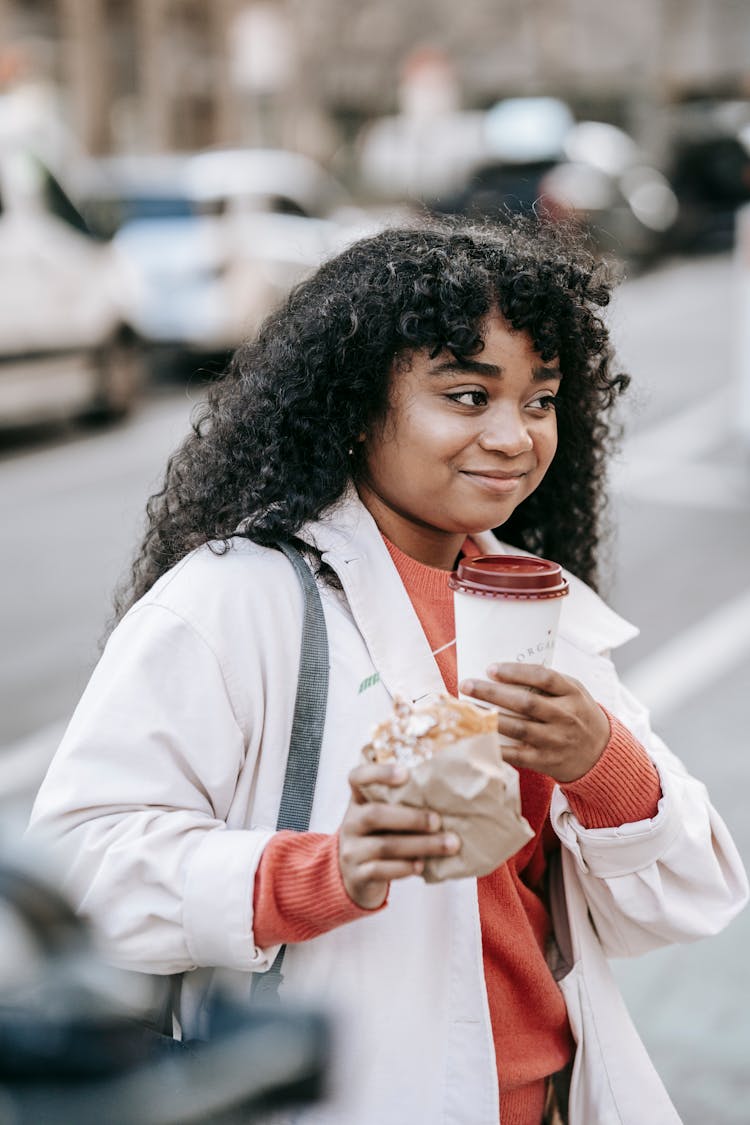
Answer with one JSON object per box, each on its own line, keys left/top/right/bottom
{"left": 460, "top": 663, "right": 611, "bottom": 784}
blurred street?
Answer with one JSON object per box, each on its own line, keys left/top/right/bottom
{"left": 1, "top": 250, "right": 749, "bottom": 1123}
{"left": 1, "top": 4, "right": 749, "bottom": 1121}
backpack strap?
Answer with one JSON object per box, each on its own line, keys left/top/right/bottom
{"left": 251, "top": 541, "right": 330, "bottom": 1001}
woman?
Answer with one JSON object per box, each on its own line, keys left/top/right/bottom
{"left": 30, "top": 220, "right": 747, "bottom": 1125}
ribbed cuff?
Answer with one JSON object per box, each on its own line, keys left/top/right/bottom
{"left": 252, "top": 830, "right": 386, "bottom": 949}
{"left": 561, "top": 708, "right": 661, "bottom": 829}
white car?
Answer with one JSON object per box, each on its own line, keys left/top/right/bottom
{"left": 0, "top": 139, "right": 143, "bottom": 429}
{"left": 75, "top": 149, "right": 373, "bottom": 362}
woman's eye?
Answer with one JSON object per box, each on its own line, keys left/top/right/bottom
{"left": 528, "top": 395, "right": 558, "bottom": 412}
{"left": 447, "top": 390, "right": 488, "bottom": 407}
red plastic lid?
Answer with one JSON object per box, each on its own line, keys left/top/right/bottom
{"left": 448, "top": 554, "right": 569, "bottom": 599}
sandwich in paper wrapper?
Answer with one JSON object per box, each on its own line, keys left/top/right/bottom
{"left": 361, "top": 695, "right": 533, "bottom": 882}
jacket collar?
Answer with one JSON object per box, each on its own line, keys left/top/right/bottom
{"left": 301, "top": 488, "right": 446, "bottom": 702}
{"left": 300, "top": 487, "right": 637, "bottom": 701}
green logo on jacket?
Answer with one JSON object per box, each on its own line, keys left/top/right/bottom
{"left": 358, "top": 672, "right": 380, "bottom": 694}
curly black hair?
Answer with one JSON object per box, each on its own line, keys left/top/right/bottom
{"left": 114, "top": 216, "right": 629, "bottom": 619}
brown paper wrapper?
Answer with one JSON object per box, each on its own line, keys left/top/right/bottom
{"left": 360, "top": 732, "right": 534, "bottom": 882}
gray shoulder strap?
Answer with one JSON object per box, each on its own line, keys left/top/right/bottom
{"left": 252, "top": 541, "right": 330, "bottom": 1001}
{"left": 274, "top": 542, "right": 330, "bottom": 833}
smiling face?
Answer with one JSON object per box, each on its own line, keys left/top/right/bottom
{"left": 357, "top": 312, "right": 561, "bottom": 569}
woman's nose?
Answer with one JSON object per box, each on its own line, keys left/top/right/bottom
{"left": 478, "top": 407, "right": 534, "bottom": 455}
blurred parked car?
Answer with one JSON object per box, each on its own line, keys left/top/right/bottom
{"left": 441, "top": 98, "right": 571, "bottom": 226}
{"left": 0, "top": 126, "right": 143, "bottom": 429}
{"left": 358, "top": 98, "right": 677, "bottom": 264}
{"left": 539, "top": 120, "right": 678, "bottom": 261}
{"left": 434, "top": 103, "right": 677, "bottom": 264}
{"left": 664, "top": 99, "right": 750, "bottom": 252}
{"left": 73, "top": 148, "right": 369, "bottom": 368}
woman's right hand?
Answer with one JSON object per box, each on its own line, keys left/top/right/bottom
{"left": 339, "top": 763, "right": 460, "bottom": 910}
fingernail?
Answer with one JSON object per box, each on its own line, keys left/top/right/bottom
{"left": 413, "top": 860, "right": 424, "bottom": 874}
{"left": 460, "top": 680, "right": 474, "bottom": 694}
{"left": 428, "top": 812, "right": 442, "bottom": 832}
{"left": 487, "top": 664, "right": 500, "bottom": 678}
{"left": 445, "top": 833, "right": 460, "bottom": 852}
{"left": 390, "top": 766, "right": 408, "bottom": 783}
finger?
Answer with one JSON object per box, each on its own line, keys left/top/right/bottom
{"left": 348, "top": 762, "right": 408, "bottom": 803}
{"left": 354, "top": 832, "right": 461, "bottom": 862}
{"left": 352, "top": 802, "right": 443, "bottom": 836}
{"left": 494, "top": 711, "right": 539, "bottom": 747}
{"left": 462, "top": 678, "right": 554, "bottom": 722}
{"left": 500, "top": 743, "right": 550, "bottom": 775}
{"left": 487, "top": 663, "right": 568, "bottom": 695}
{"left": 493, "top": 701, "right": 575, "bottom": 750}
{"left": 357, "top": 859, "right": 427, "bottom": 883}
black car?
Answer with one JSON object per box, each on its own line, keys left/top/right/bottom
{"left": 668, "top": 132, "right": 750, "bottom": 251}
{"left": 665, "top": 99, "right": 750, "bottom": 252}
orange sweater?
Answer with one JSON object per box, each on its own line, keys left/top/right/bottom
{"left": 252, "top": 539, "right": 661, "bottom": 1125}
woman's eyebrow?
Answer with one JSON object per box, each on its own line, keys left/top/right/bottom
{"left": 429, "top": 359, "right": 502, "bottom": 377}
{"left": 533, "top": 365, "right": 562, "bottom": 383}
{"left": 429, "top": 359, "right": 562, "bottom": 382}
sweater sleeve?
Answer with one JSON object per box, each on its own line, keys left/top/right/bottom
{"left": 560, "top": 708, "right": 661, "bottom": 829}
{"left": 252, "top": 830, "right": 385, "bottom": 948}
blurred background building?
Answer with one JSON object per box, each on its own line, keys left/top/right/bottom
{"left": 1, "top": 0, "right": 748, "bottom": 161}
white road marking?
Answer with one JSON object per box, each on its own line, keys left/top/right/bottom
{"left": 622, "top": 587, "right": 750, "bottom": 721}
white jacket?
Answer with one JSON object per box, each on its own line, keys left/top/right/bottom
{"left": 29, "top": 492, "right": 747, "bottom": 1125}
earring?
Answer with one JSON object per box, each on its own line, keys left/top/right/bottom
{"left": 347, "top": 446, "right": 354, "bottom": 456}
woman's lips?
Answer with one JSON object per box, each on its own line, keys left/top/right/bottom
{"left": 460, "top": 470, "right": 527, "bottom": 494}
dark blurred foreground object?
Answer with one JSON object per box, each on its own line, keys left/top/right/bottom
{"left": 0, "top": 857, "right": 329, "bottom": 1124}
{"left": 664, "top": 97, "right": 750, "bottom": 252}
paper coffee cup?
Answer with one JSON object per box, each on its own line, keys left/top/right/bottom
{"left": 448, "top": 555, "right": 569, "bottom": 709}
